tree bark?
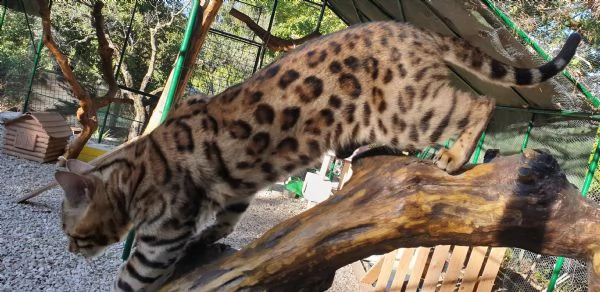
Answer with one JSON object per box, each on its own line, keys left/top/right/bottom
{"left": 159, "top": 149, "right": 600, "bottom": 292}
{"left": 229, "top": 7, "right": 321, "bottom": 52}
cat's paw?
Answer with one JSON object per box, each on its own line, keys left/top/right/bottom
{"left": 433, "top": 148, "right": 465, "bottom": 174}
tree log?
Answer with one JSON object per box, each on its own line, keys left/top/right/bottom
{"left": 159, "top": 149, "right": 600, "bottom": 291}
{"left": 229, "top": 8, "right": 321, "bottom": 52}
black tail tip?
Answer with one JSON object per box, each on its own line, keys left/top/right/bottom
{"left": 566, "top": 32, "right": 582, "bottom": 46}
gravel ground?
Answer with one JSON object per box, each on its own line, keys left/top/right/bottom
{"left": 0, "top": 124, "right": 358, "bottom": 291}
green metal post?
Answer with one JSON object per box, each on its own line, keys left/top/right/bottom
{"left": 547, "top": 128, "right": 600, "bottom": 291}
{"left": 521, "top": 114, "right": 535, "bottom": 152}
{"left": 0, "top": 0, "right": 7, "bottom": 33}
{"left": 159, "top": 0, "right": 201, "bottom": 122}
{"left": 470, "top": 132, "right": 486, "bottom": 163}
{"left": 23, "top": 33, "right": 44, "bottom": 113}
{"left": 480, "top": 0, "right": 600, "bottom": 108}
{"left": 122, "top": 0, "right": 202, "bottom": 261}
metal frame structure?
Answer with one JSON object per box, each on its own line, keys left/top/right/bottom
{"left": 2, "top": 0, "right": 597, "bottom": 290}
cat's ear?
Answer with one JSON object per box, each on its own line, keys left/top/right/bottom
{"left": 65, "top": 159, "right": 94, "bottom": 175}
{"left": 55, "top": 171, "right": 93, "bottom": 206}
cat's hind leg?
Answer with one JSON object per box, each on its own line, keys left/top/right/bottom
{"left": 434, "top": 93, "right": 495, "bottom": 173}
{"left": 196, "top": 198, "right": 252, "bottom": 244}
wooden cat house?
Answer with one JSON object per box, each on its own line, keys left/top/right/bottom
{"left": 3, "top": 112, "right": 71, "bottom": 163}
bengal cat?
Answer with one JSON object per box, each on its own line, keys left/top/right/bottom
{"left": 54, "top": 21, "right": 581, "bottom": 291}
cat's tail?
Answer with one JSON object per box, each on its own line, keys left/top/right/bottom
{"left": 439, "top": 32, "right": 581, "bottom": 86}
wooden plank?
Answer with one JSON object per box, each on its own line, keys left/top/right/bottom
{"left": 459, "top": 246, "right": 489, "bottom": 291}
{"left": 439, "top": 246, "right": 470, "bottom": 292}
{"left": 3, "top": 149, "right": 44, "bottom": 162}
{"left": 352, "top": 261, "right": 367, "bottom": 281}
{"left": 360, "top": 256, "right": 385, "bottom": 285}
{"left": 375, "top": 249, "right": 398, "bottom": 290}
{"left": 390, "top": 248, "right": 416, "bottom": 291}
{"left": 5, "top": 132, "right": 51, "bottom": 144}
{"left": 3, "top": 146, "right": 46, "bottom": 158}
{"left": 18, "top": 119, "right": 67, "bottom": 128}
{"left": 405, "top": 247, "right": 431, "bottom": 291}
{"left": 5, "top": 126, "right": 50, "bottom": 139}
{"left": 422, "top": 245, "right": 452, "bottom": 291}
{"left": 4, "top": 138, "right": 63, "bottom": 153}
{"left": 476, "top": 248, "right": 507, "bottom": 292}
{"left": 30, "top": 112, "right": 66, "bottom": 122}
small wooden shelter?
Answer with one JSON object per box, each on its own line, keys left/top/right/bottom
{"left": 3, "top": 112, "right": 71, "bottom": 163}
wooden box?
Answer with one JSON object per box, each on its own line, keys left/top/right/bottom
{"left": 3, "top": 112, "right": 71, "bottom": 163}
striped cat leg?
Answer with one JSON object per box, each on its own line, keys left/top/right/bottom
{"left": 197, "top": 199, "right": 251, "bottom": 244}
{"left": 113, "top": 226, "right": 194, "bottom": 292}
{"left": 434, "top": 94, "right": 495, "bottom": 173}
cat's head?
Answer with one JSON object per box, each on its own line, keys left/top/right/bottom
{"left": 55, "top": 159, "right": 128, "bottom": 258}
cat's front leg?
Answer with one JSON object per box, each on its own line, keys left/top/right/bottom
{"left": 113, "top": 227, "right": 193, "bottom": 292}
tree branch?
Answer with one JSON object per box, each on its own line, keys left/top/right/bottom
{"left": 229, "top": 8, "right": 321, "bottom": 52}
{"left": 160, "top": 149, "right": 600, "bottom": 291}
{"left": 37, "top": 0, "right": 89, "bottom": 102}
{"left": 91, "top": 1, "right": 119, "bottom": 101}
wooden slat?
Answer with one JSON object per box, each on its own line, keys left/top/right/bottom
{"left": 459, "top": 246, "right": 489, "bottom": 291}
{"left": 5, "top": 126, "right": 50, "bottom": 139}
{"left": 422, "top": 245, "right": 452, "bottom": 291}
{"left": 30, "top": 112, "right": 66, "bottom": 122}
{"left": 476, "top": 248, "right": 507, "bottom": 292}
{"left": 352, "top": 262, "right": 377, "bottom": 292}
{"left": 3, "top": 145, "right": 47, "bottom": 158}
{"left": 439, "top": 246, "right": 470, "bottom": 292}
{"left": 17, "top": 119, "right": 66, "bottom": 128}
{"left": 5, "top": 131, "right": 51, "bottom": 144}
{"left": 2, "top": 149, "right": 44, "bottom": 162}
{"left": 360, "top": 256, "right": 385, "bottom": 285}
{"left": 375, "top": 250, "right": 398, "bottom": 290}
{"left": 4, "top": 137, "right": 66, "bottom": 153}
{"left": 405, "top": 247, "right": 431, "bottom": 291}
{"left": 390, "top": 248, "right": 416, "bottom": 290}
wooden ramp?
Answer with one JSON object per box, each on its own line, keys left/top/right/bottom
{"left": 352, "top": 246, "right": 507, "bottom": 292}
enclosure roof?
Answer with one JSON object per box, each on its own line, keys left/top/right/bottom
{"left": 326, "top": 0, "right": 590, "bottom": 112}
{"left": 1, "top": 0, "right": 40, "bottom": 17}
{"left": 5, "top": 112, "right": 72, "bottom": 138}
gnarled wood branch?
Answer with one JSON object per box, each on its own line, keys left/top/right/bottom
{"left": 229, "top": 8, "right": 321, "bottom": 52}
{"left": 160, "top": 149, "right": 600, "bottom": 291}
{"left": 37, "top": 0, "right": 123, "bottom": 162}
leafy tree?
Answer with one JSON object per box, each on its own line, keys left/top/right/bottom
{"left": 48, "top": 0, "right": 189, "bottom": 139}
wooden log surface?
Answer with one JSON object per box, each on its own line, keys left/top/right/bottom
{"left": 160, "top": 149, "right": 600, "bottom": 292}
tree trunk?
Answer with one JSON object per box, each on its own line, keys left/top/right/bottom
{"left": 159, "top": 149, "right": 600, "bottom": 291}
{"left": 128, "top": 93, "right": 146, "bottom": 140}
